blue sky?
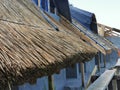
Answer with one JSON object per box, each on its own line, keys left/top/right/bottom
{"left": 69, "top": 0, "right": 120, "bottom": 29}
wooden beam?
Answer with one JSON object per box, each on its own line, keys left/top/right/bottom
{"left": 86, "top": 65, "right": 97, "bottom": 88}
{"left": 92, "top": 75, "right": 120, "bottom": 80}
{"left": 80, "top": 62, "right": 85, "bottom": 87}
{"left": 97, "top": 23, "right": 112, "bottom": 31}
{"left": 112, "top": 28, "right": 120, "bottom": 33}
{"left": 48, "top": 75, "right": 54, "bottom": 90}
{"left": 38, "top": 0, "right": 40, "bottom": 8}
{"left": 98, "top": 24, "right": 105, "bottom": 37}
{"left": 97, "top": 23, "right": 120, "bottom": 37}
{"left": 87, "top": 69, "right": 116, "bottom": 90}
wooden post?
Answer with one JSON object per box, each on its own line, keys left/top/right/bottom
{"left": 48, "top": 75, "right": 54, "bottom": 90}
{"left": 116, "top": 68, "right": 120, "bottom": 75}
{"left": 47, "top": 0, "right": 50, "bottom": 12}
{"left": 99, "top": 52, "right": 101, "bottom": 63}
{"left": 38, "top": 0, "right": 40, "bottom": 8}
{"left": 86, "top": 65, "right": 97, "bottom": 88}
{"left": 54, "top": 8, "right": 57, "bottom": 15}
{"left": 95, "top": 53, "right": 100, "bottom": 72}
{"left": 80, "top": 62, "right": 85, "bottom": 87}
{"left": 103, "top": 54, "right": 106, "bottom": 68}
{"left": 98, "top": 25, "right": 105, "bottom": 37}
{"left": 112, "top": 80, "right": 117, "bottom": 90}
{"left": 108, "top": 54, "right": 110, "bottom": 62}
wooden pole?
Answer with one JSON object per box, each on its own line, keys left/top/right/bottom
{"left": 99, "top": 52, "right": 101, "bottom": 63}
{"left": 108, "top": 54, "right": 110, "bottom": 62}
{"left": 54, "top": 8, "right": 57, "bottom": 15}
{"left": 86, "top": 65, "right": 97, "bottom": 88}
{"left": 48, "top": 75, "right": 54, "bottom": 90}
{"left": 112, "top": 80, "right": 117, "bottom": 90}
{"left": 47, "top": 0, "right": 50, "bottom": 12}
{"left": 80, "top": 62, "right": 85, "bottom": 87}
{"left": 38, "top": 0, "right": 40, "bottom": 8}
{"left": 103, "top": 54, "right": 106, "bottom": 68}
{"left": 95, "top": 53, "right": 100, "bottom": 72}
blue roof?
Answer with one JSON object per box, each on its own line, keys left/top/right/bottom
{"left": 32, "top": 0, "right": 71, "bottom": 22}
{"left": 70, "top": 6, "right": 98, "bottom": 33}
{"left": 32, "top": 0, "right": 97, "bottom": 33}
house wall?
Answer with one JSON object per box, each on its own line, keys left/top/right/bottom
{"left": 19, "top": 69, "right": 66, "bottom": 90}
{"left": 18, "top": 58, "right": 96, "bottom": 90}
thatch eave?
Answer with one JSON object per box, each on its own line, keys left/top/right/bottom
{"left": 0, "top": 0, "right": 97, "bottom": 88}
{"left": 0, "top": 20, "right": 97, "bottom": 87}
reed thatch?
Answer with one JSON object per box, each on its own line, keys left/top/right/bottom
{"left": 0, "top": 0, "right": 97, "bottom": 87}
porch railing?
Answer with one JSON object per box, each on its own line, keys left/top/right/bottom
{"left": 87, "top": 58, "right": 120, "bottom": 90}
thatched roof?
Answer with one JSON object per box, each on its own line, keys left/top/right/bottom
{"left": 0, "top": 0, "right": 97, "bottom": 87}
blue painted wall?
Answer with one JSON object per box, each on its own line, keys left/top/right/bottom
{"left": 19, "top": 69, "right": 66, "bottom": 90}
{"left": 19, "top": 59, "right": 96, "bottom": 90}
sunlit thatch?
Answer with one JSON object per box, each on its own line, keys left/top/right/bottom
{"left": 0, "top": 0, "right": 97, "bottom": 88}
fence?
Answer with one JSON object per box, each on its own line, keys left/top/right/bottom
{"left": 87, "top": 58, "right": 120, "bottom": 90}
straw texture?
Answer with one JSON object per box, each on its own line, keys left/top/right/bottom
{"left": 0, "top": 0, "right": 97, "bottom": 87}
